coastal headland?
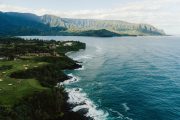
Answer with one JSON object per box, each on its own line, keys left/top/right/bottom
{"left": 0, "top": 37, "right": 89, "bottom": 120}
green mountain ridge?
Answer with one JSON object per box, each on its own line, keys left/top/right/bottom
{"left": 0, "top": 12, "right": 67, "bottom": 36}
{"left": 73, "top": 29, "right": 136, "bottom": 37}
{"left": 42, "top": 14, "right": 165, "bottom": 36}
{"left": 0, "top": 11, "right": 166, "bottom": 36}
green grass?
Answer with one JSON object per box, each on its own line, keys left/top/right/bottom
{"left": 0, "top": 38, "right": 87, "bottom": 120}
{"left": 0, "top": 59, "right": 49, "bottom": 106}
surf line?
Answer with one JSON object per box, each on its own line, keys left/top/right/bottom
{"left": 58, "top": 73, "right": 108, "bottom": 120}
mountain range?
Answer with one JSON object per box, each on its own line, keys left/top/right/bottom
{"left": 0, "top": 11, "right": 165, "bottom": 36}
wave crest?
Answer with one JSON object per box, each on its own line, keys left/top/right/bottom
{"left": 66, "top": 88, "right": 108, "bottom": 120}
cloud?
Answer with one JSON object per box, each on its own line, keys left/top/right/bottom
{"left": 0, "top": 0, "right": 180, "bottom": 34}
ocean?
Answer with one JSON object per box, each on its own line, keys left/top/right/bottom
{"left": 23, "top": 36, "right": 180, "bottom": 120}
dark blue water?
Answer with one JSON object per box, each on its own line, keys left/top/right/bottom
{"left": 24, "top": 36, "right": 180, "bottom": 120}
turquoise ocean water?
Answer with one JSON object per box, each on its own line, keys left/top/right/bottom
{"left": 24, "top": 36, "right": 180, "bottom": 120}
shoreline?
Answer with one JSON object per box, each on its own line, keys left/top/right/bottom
{"left": 60, "top": 65, "right": 93, "bottom": 120}
{"left": 62, "top": 53, "right": 108, "bottom": 120}
{"left": 59, "top": 64, "right": 92, "bottom": 120}
{"left": 0, "top": 37, "right": 89, "bottom": 120}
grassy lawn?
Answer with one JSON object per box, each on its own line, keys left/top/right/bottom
{"left": 0, "top": 59, "right": 49, "bottom": 106}
{"left": 0, "top": 38, "right": 87, "bottom": 119}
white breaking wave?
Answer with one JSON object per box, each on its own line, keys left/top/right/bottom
{"left": 73, "top": 54, "right": 93, "bottom": 61}
{"left": 75, "top": 65, "right": 85, "bottom": 70}
{"left": 66, "top": 88, "right": 108, "bottom": 120}
{"left": 109, "top": 108, "right": 124, "bottom": 119}
{"left": 109, "top": 108, "right": 133, "bottom": 120}
{"left": 122, "top": 103, "right": 130, "bottom": 112}
{"left": 63, "top": 73, "right": 80, "bottom": 85}
{"left": 61, "top": 50, "right": 108, "bottom": 119}
{"left": 59, "top": 73, "right": 108, "bottom": 120}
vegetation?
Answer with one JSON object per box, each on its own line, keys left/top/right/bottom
{"left": 73, "top": 29, "right": 136, "bottom": 37}
{"left": 0, "top": 12, "right": 67, "bottom": 36}
{"left": 42, "top": 14, "right": 165, "bottom": 36}
{"left": 0, "top": 11, "right": 165, "bottom": 36}
{"left": 0, "top": 37, "right": 85, "bottom": 60}
{"left": 0, "top": 37, "right": 87, "bottom": 120}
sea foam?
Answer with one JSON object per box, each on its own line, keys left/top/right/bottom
{"left": 62, "top": 73, "right": 80, "bottom": 85}
{"left": 73, "top": 54, "right": 93, "bottom": 61}
{"left": 60, "top": 73, "right": 108, "bottom": 120}
{"left": 109, "top": 108, "right": 132, "bottom": 120}
{"left": 66, "top": 88, "right": 108, "bottom": 120}
{"left": 122, "top": 103, "right": 130, "bottom": 112}
{"left": 75, "top": 65, "right": 85, "bottom": 71}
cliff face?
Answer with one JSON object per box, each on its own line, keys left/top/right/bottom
{"left": 41, "top": 14, "right": 165, "bottom": 35}
{"left": 0, "top": 11, "right": 165, "bottom": 36}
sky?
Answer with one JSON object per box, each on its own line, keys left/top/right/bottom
{"left": 0, "top": 0, "right": 179, "bottom": 34}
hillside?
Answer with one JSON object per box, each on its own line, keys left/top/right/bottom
{"left": 72, "top": 29, "right": 137, "bottom": 37}
{"left": 42, "top": 14, "right": 165, "bottom": 36}
{"left": 0, "top": 12, "right": 67, "bottom": 36}
{"left": 0, "top": 11, "right": 165, "bottom": 36}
